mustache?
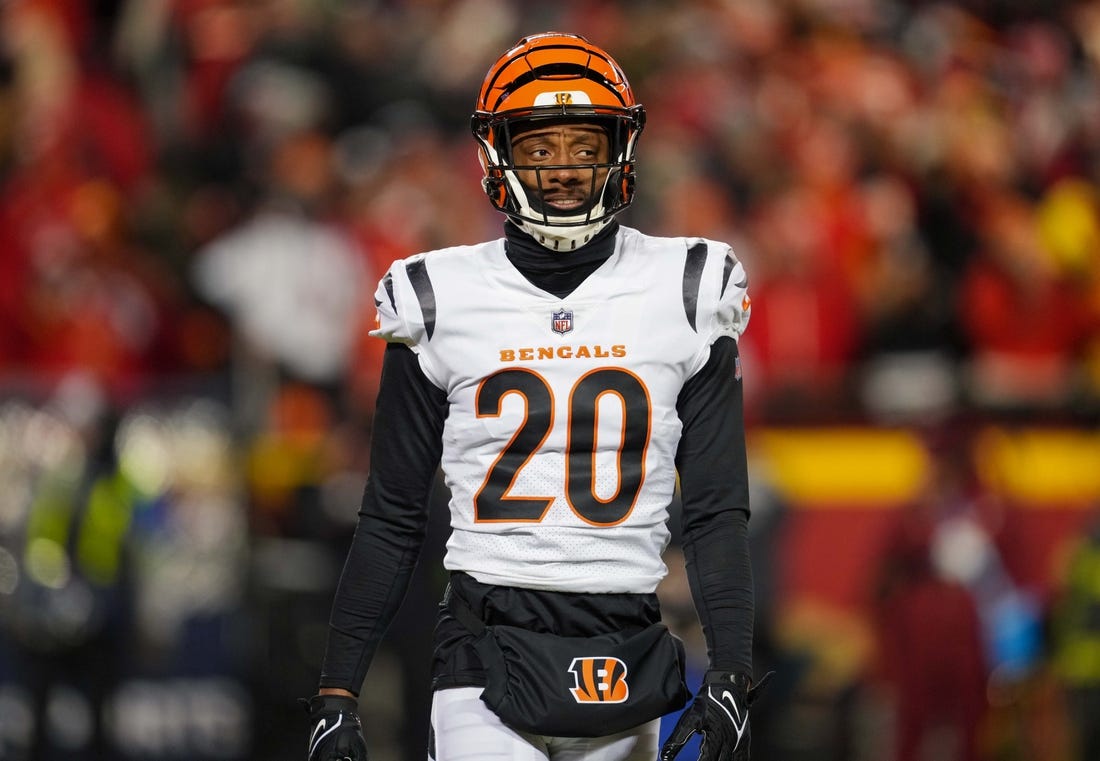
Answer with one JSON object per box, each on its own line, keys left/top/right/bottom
{"left": 521, "top": 168, "right": 602, "bottom": 216}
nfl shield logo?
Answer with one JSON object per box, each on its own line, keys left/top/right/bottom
{"left": 551, "top": 309, "right": 573, "bottom": 335}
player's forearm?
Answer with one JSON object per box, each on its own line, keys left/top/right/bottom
{"left": 319, "top": 495, "right": 429, "bottom": 692}
{"left": 683, "top": 511, "right": 754, "bottom": 674}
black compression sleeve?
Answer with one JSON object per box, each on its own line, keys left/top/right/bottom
{"left": 319, "top": 342, "right": 448, "bottom": 693}
{"left": 674, "top": 336, "right": 754, "bottom": 675}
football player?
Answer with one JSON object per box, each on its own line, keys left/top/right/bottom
{"left": 305, "top": 32, "right": 765, "bottom": 761}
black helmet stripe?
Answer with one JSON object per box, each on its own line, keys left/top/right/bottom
{"left": 482, "top": 42, "right": 623, "bottom": 110}
{"left": 488, "top": 62, "right": 628, "bottom": 112}
{"left": 483, "top": 42, "right": 590, "bottom": 94}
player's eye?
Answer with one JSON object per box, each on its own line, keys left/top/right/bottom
{"left": 516, "top": 145, "right": 552, "bottom": 162}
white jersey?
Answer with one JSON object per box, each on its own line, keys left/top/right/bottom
{"left": 371, "top": 226, "right": 750, "bottom": 594}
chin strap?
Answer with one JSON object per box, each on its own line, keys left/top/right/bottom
{"left": 517, "top": 216, "right": 614, "bottom": 252}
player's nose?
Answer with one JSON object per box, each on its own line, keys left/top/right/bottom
{"left": 542, "top": 160, "right": 588, "bottom": 184}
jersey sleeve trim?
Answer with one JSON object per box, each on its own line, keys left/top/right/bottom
{"left": 382, "top": 271, "right": 397, "bottom": 312}
{"left": 682, "top": 240, "right": 708, "bottom": 333}
{"left": 721, "top": 250, "right": 747, "bottom": 297}
{"left": 711, "top": 245, "right": 750, "bottom": 345}
{"left": 406, "top": 258, "right": 437, "bottom": 340}
{"left": 371, "top": 257, "right": 432, "bottom": 347}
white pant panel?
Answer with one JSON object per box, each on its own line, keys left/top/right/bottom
{"left": 429, "top": 687, "right": 661, "bottom": 761}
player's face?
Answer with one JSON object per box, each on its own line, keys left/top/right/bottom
{"left": 510, "top": 123, "right": 611, "bottom": 214}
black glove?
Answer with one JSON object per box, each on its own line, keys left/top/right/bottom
{"left": 660, "top": 670, "right": 772, "bottom": 761}
{"left": 303, "top": 694, "right": 368, "bottom": 761}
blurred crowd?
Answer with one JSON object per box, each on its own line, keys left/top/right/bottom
{"left": 1, "top": 0, "right": 1100, "bottom": 425}
{"left": 1, "top": 0, "right": 1100, "bottom": 759}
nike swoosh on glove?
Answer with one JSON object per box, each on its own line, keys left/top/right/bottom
{"left": 303, "top": 694, "right": 369, "bottom": 761}
{"left": 659, "top": 670, "right": 773, "bottom": 761}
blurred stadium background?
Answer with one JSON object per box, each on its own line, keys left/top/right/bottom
{"left": 1, "top": 0, "right": 1099, "bottom": 759}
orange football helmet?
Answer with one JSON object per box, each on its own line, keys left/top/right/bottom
{"left": 471, "top": 32, "right": 646, "bottom": 249}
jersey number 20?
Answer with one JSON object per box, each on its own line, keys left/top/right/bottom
{"left": 474, "top": 367, "right": 651, "bottom": 526}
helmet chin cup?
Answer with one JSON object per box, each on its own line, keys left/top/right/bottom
{"left": 517, "top": 216, "right": 613, "bottom": 252}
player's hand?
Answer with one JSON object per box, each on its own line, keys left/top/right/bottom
{"left": 303, "top": 694, "right": 368, "bottom": 761}
{"left": 659, "top": 670, "right": 772, "bottom": 761}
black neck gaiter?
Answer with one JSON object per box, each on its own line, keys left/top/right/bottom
{"left": 503, "top": 220, "right": 619, "bottom": 300}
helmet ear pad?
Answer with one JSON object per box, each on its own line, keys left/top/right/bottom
{"left": 482, "top": 168, "right": 509, "bottom": 210}
{"left": 603, "top": 164, "right": 637, "bottom": 209}
{"left": 622, "top": 167, "right": 636, "bottom": 204}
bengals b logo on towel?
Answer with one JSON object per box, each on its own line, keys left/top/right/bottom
{"left": 568, "top": 657, "right": 629, "bottom": 703}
